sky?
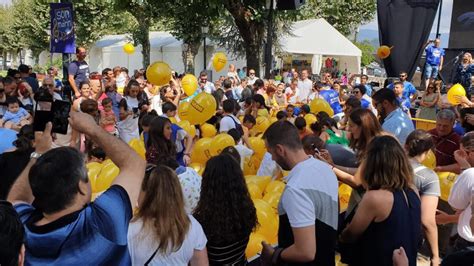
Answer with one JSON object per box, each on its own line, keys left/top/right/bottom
{"left": 360, "top": 0, "right": 454, "bottom": 34}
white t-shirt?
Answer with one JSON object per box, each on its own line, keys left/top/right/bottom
{"left": 178, "top": 168, "right": 202, "bottom": 214}
{"left": 235, "top": 143, "right": 254, "bottom": 170}
{"left": 297, "top": 79, "right": 312, "bottom": 103}
{"left": 150, "top": 95, "right": 163, "bottom": 116}
{"left": 117, "top": 114, "right": 139, "bottom": 144}
{"left": 448, "top": 168, "right": 474, "bottom": 242}
{"left": 248, "top": 76, "right": 259, "bottom": 85}
{"left": 125, "top": 96, "right": 139, "bottom": 110}
{"left": 128, "top": 215, "right": 207, "bottom": 265}
{"left": 257, "top": 152, "right": 279, "bottom": 179}
{"left": 219, "top": 114, "right": 240, "bottom": 133}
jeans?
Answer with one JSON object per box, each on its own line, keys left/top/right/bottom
{"left": 425, "top": 63, "right": 440, "bottom": 79}
{"left": 441, "top": 237, "right": 474, "bottom": 266}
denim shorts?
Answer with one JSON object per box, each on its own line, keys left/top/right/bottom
{"left": 424, "top": 63, "right": 439, "bottom": 79}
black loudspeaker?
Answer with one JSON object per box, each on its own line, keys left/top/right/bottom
{"left": 276, "top": 0, "right": 305, "bottom": 10}
{"left": 448, "top": 0, "right": 474, "bottom": 49}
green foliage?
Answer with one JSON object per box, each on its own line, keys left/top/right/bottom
{"left": 299, "top": 0, "right": 377, "bottom": 36}
{"left": 354, "top": 40, "right": 375, "bottom": 66}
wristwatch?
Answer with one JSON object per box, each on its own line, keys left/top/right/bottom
{"left": 30, "top": 152, "right": 42, "bottom": 160}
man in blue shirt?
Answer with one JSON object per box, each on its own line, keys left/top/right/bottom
{"left": 7, "top": 111, "right": 146, "bottom": 265}
{"left": 319, "top": 84, "right": 343, "bottom": 119}
{"left": 373, "top": 88, "right": 414, "bottom": 144}
{"left": 388, "top": 71, "right": 418, "bottom": 107}
{"left": 424, "top": 39, "right": 444, "bottom": 88}
{"left": 393, "top": 81, "right": 411, "bottom": 116}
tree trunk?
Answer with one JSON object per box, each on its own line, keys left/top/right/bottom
{"left": 2, "top": 50, "right": 7, "bottom": 70}
{"left": 182, "top": 41, "right": 201, "bottom": 74}
{"left": 223, "top": 0, "right": 265, "bottom": 77}
{"left": 133, "top": 13, "right": 151, "bottom": 69}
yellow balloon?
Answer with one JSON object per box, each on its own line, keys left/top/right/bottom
{"left": 86, "top": 162, "right": 102, "bottom": 192}
{"left": 210, "top": 133, "right": 235, "bottom": 156}
{"left": 201, "top": 123, "right": 217, "bottom": 138}
{"left": 243, "top": 154, "right": 262, "bottom": 176}
{"left": 309, "top": 98, "right": 334, "bottom": 117}
{"left": 146, "top": 61, "right": 171, "bottom": 86}
{"left": 255, "top": 116, "right": 271, "bottom": 133}
{"left": 377, "top": 45, "right": 391, "bottom": 59}
{"left": 96, "top": 163, "right": 120, "bottom": 192}
{"left": 181, "top": 74, "right": 198, "bottom": 96}
{"left": 212, "top": 52, "right": 227, "bottom": 72}
{"left": 438, "top": 172, "right": 457, "bottom": 201}
{"left": 178, "top": 102, "right": 191, "bottom": 121}
{"left": 304, "top": 113, "right": 317, "bottom": 126}
{"left": 177, "top": 120, "right": 195, "bottom": 138}
{"left": 123, "top": 43, "right": 135, "bottom": 54}
{"left": 128, "top": 138, "right": 146, "bottom": 159}
{"left": 245, "top": 233, "right": 267, "bottom": 259}
{"left": 247, "top": 182, "right": 263, "bottom": 199}
{"left": 447, "top": 83, "right": 466, "bottom": 105}
{"left": 254, "top": 199, "right": 278, "bottom": 241}
{"left": 248, "top": 137, "right": 266, "bottom": 159}
{"left": 188, "top": 92, "right": 217, "bottom": 125}
{"left": 264, "top": 180, "right": 285, "bottom": 195}
{"left": 169, "top": 117, "right": 177, "bottom": 124}
{"left": 191, "top": 137, "right": 213, "bottom": 164}
{"left": 263, "top": 191, "right": 281, "bottom": 210}
{"left": 338, "top": 184, "right": 352, "bottom": 213}
{"left": 189, "top": 162, "right": 204, "bottom": 174}
{"left": 421, "top": 150, "right": 436, "bottom": 170}
{"left": 245, "top": 175, "right": 271, "bottom": 192}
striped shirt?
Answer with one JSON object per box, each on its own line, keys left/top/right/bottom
{"left": 207, "top": 237, "right": 249, "bottom": 265}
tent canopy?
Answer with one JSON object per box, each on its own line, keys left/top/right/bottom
{"left": 281, "top": 18, "right": 362, "bottom": 57}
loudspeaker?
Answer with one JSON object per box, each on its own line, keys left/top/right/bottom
{"left": 448, "top": 0, "right": 474, "bottom": 49}
{"left": 276, "top": 0, "right": 305, "bottom": 10}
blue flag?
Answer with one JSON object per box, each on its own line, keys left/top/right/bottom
{"left": 50, "top": 3, "right": 75, "bottom": 54}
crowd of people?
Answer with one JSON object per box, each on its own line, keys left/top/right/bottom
{"left": 0, "top": 45, "right": 474, "bottom": 266}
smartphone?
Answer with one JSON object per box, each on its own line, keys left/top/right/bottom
{"left": 51, "top": 100, "right": 71, "bottom": 134}
{"left": 33, "top": 100, "right": 71, "bottom": 134}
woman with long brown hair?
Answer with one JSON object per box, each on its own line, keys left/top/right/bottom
{"left": 127, "top": 165, "right": 208, "bottom": 265}
{"left": 340, "top": 135, "right": 422, "bottom": 266}
{"left": 193, "top": 154, "right": 257, "bottom": 264}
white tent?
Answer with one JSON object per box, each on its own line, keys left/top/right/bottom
{"left": 86, "top": 32, "right": 246, "bottom": 79}
{"left": 280, "top": 18, "right": 362, "bottom": 75}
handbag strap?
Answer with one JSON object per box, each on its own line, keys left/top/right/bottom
{"left": 144, "top": 246, "right": 159, "bottom": 266}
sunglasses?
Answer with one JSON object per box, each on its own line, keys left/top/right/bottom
{"left": 249, "top": 73, "right": 255, "bottom": 75}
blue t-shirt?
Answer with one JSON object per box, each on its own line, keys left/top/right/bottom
{"left": 67, "top": 60, "right": 90, "bottom": 89}
{"left": 3, "top": 107, "right": 29, "bottom": 124}
{"left": 15, "top": 185, "right": 132, "bottom": 265}
{"left": 361, "top": 98, "right": 371, "bottom": 109}
{"left": 382, "top": 108, "right": 415, "bottom": 144}
{"left": 397, "top": 96, "right": 411, "bottom": 114}
{"left": 365, "top": 84, "right": 373, "bottom": 97}
{"left": 0, "top": 128, "right": 17, "bottom": 154}
{"left": 319, "top": 89, "right": 343, "bottom": 115}
{"left": 388, "top": 81, "right": 417, "bottom": 101}
{"left": 425, "top": 45, "right": 445, "bottom": 66}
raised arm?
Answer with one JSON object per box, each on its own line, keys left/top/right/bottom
{"left": 68, "top": 111, "right": 146, "bottom": 204}
{"left": 8, "top": 123, "right": 53, "bottom": 204}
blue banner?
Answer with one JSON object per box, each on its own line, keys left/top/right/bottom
{"left": 50, "top": 3, "right": 75, "bottom": 54}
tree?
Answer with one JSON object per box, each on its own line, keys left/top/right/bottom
{"left": 114, "top": 0, "right": 162, "bottom": 69}
{"left": 354, "top": 40, "right": 375, "bottom": 66}
{"left": 220, "top": 0, "right": 267, "bottom": 76}
{"left": 157, "top": 0, "right": 220, "bottom": 74}
{"left": 299, "top": 0, "right": 377, "bottom": 36}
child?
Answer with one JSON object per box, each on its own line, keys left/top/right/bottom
{"left": 243, "top": 114, "right": 256, "bottom": 134}
{"left": 286, "top": 104, "right": 296, "bottom": 123}
{"left": 100, "top": 98, "right": 117, "bottom": 135}
{"left": 227, "top": 128, "right": 254, "bottom": 170}
{"left": 88, "top": 147, "right": 106, "bottom": 163}
{"left": 294, "top": 117, "right": 311, "bottom": 140}
{"left": 117, "top": 99, "right": 139, "bottom": 144}
{"left": 276, "top": 110, "right": 287, "bottom": 121}
{"left": 162, "top": 101, "right": 179, "bottom": 121}
{"left": 105, "top": 81, "right": 122, "bottom": 119}
{"left": 1, "top": 97, "right": 31, "bottom": 130}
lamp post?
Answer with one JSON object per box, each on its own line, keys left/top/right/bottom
{"left": 201, "top": 26, "right": 209, "bottom": 71}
